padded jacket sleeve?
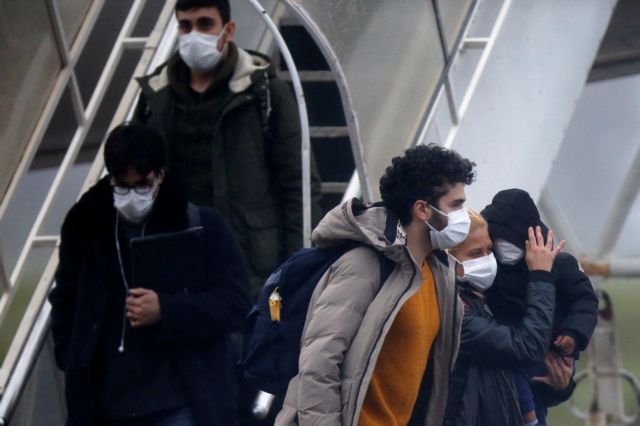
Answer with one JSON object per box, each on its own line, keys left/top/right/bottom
{"left": 554, "top": 253, "right": 598, "bottom": 351}
{"left": 155, "top": 208, "right": 251, "bottom": 342}
{"left": 296, "top": 248, "right": 379, "bottom": 426}
{"left": 458, "top": 270, "right": 556, "bottom": 368}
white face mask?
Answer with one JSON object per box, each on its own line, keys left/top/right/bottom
{"left": 178, "top": 27, "right": 227, "bottom": 73}
{"left": 426, "top": 206, "right": 471, "bottom": 249}
{"left": 113, "top": 188, "right": 156, "bottom": 223}
{"left": 453, "top": 252, "right": 498, "bottom": 292}
{"left": 493, "top": 238, "right": 525, "bottom": 265}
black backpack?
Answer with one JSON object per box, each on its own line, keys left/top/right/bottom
{"left": 240, "top": 243, "right": 395, "bottom": 396}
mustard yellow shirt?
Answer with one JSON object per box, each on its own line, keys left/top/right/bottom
{"left": 359, "top": 262, "right": 440, "bottom": 426}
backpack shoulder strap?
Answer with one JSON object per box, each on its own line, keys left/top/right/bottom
{"left": 354, "top": 244, "right": 395, "bottom": 288}
{"left": 187, "top": 203, "right": 201, "bottom": 228}
{"left": 376, "top": 251, "right": 395, "bottom": 286}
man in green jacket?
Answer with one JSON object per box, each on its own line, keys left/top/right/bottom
{"left": 135, "top": 0, "right": 322, "bottom": 297}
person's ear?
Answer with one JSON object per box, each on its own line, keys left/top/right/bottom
{"left": 223, "top": 20, "right": 236, "bottom": 43}
{"left": 412, "top": 200, "right": 432, "bottom": 222}
{"left": 157, "top": 169, "right": 165, "bottom": 184}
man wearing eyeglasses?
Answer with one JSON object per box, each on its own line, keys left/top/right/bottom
{"left": 49, "top": 122, "right": 251, "bottom": 426}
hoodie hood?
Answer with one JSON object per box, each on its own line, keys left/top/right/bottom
{"left": 228, "top": 47, "right": 271, "bottom": 93}
{"left": 312, "top": 198, "right": 414, "bottom": 266}
{"left": 481, "top": 188, "right": 549, "bottom": 249}
{"left": 140, "top": 44, "right": 273, "bottom": 95}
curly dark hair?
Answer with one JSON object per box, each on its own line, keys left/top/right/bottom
{"left": 379, "top": 144, "right": 476, "bottom": 225}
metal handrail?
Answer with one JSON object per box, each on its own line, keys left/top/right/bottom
{"left": 280, "top": 0, "right": 374, "bottom": 204}
{"left": 247, "top": 0, "right": 313, "bottom": 246}
{"left": 337, "top": 0, "right": 510, "bottom": 202}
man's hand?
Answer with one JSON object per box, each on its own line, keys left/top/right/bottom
{"left": 525, "top": 226, "right": 565, "bottom": 272}
{"left": 532, "top": 352, "right": 573, "bottom": 390}
{"left": 126, "top": 288, "right": 161, "bottom": 327}
{"left": 555, "top": 334, "right": 577, "bottom": 356}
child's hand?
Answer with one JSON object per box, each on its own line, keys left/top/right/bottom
{"left": 525, "top": 226, "right": 565, "bottom": 272}
{"left": 554, "top": 334, "right": 576, "bottom": 355}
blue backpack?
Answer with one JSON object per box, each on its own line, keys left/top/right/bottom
{"left": 240, "top": 243, "right": 395, "bottom": 395}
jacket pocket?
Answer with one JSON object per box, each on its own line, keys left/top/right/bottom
{"left": 243, "top": 207, "right": 281, "bottom": 276}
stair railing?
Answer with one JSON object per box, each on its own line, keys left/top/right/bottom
{"left": 0, "top": 1, "right": 177, "bottom": 421}
{"left": 248, "top": 0, "right": 313, "bottom": 247}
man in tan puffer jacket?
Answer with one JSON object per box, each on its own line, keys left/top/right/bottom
{"left": 276, "top": 144, "right": 476, "bottom": 426}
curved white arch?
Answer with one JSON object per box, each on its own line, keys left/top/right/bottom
{"left": 279, "top": 0, "right": 374, "bottom": 203}
{"left": 247, "top": 0, "right": 316, "bottom": 245}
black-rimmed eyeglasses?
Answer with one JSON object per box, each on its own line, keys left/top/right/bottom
{"left": 112, "top": 184, "right": 154, "bottom": 195}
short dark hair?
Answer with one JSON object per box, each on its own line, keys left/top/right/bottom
{"left": 175, "top": 0, "right": 231, "bottom": 24}
{"left": 104, "top": 122, "right": 166, "bottom": 179}
{"left": 379, "top": 144, "right": 476, "bottom": 225}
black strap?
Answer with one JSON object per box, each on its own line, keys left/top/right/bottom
{"left": 376, "top": 251, "right": 395, "bottom": 285}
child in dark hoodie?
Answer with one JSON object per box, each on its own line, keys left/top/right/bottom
{"left": 481, "top": 189, "right": 598, "bottom": 426}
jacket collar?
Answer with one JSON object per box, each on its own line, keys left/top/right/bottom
{"left": 139, "top": 45, "right": 273, "bottom": 96}
{"left": 312, "top": 198, "right": 451, "bottom": 269}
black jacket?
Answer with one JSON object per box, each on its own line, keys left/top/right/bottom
{"left": 481, "top": 189, "right": 598, "bottom": 352}
{"left": 486, "top": 253, "right": 598, "bottom": 352}
{"left": 481, "top": 188, "right": 595, "bottom": 415}
{"left": 445, "top": 270, "right": 556, "bottom": 426}
{"left": 49, "top": 176, "right": 251, "bottom": 426}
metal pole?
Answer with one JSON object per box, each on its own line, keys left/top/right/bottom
{"left": 0, "top": 0, "right": 105, "bottom": 224}
{"left": 281, "top": 0, "right": 374, "bottom": 203}
{"left": 247, "top": 0, "right": 313, "bottom": 247}
{"left": 0, "top": 255, "right": 7, "bottom": 294}
{"left": 0, "top": 0, "right": 176, "bottom": 411}
{"left": 444, "top": 0, "right": 512, "bottom": 148}
{"left": 0, "top": 0, "right": 149, "bottom": 329}
{"left": 595, "top": 146, "right": 640, "bottom": 258}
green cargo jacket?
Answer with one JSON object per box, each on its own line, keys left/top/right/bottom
{"left": 135, "top": 45, "right": 322, "bottom": 296}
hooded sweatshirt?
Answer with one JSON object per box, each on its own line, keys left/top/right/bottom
{"left": 480, "top": 189, "right": 598, "bottom": 353}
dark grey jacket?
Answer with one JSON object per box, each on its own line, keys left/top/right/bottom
{"left": 445, "top": 271, "right": 556, "bottom": 426}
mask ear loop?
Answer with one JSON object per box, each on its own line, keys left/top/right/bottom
{"left": 217, "top": 23, "right": 228, "bottom": 52}
{"left": 447, "top": 251, "right": 466, "bottom": 278}
{"left": 114, "top": 214, "right": 128, "bottom": 353}
{"left": 114, "top": 213, "right": 146, "bottom": 353}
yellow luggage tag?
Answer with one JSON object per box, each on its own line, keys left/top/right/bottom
{"left": 269, "top": 288, "right": 282, "bottom": 322}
